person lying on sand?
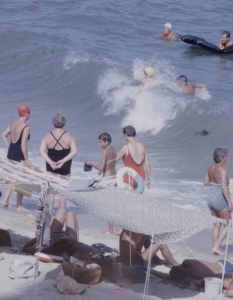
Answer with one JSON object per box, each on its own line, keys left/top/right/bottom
{"left": 23, "top": 208, "right": 120, "bottom": 261}
{"left": 151, "top": 258, "right": 233, "bottom": 293}
{"left": 118, "top": 229, "right": 179, "bottom": 267}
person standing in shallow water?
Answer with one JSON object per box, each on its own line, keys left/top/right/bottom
{"left": 204, "top": 147, "right": 232, "bottom": 255}
{"left": 85, "top": 132, "right": 119, "bottom": 235}
{"left": 39, "top": 113, "right": 78, "bottom": 214}
{"left": 116, "top": 125, "right": 151, "bottom": 190}
{"left": 1, "top": 104, "right": 31, "bottom": 211}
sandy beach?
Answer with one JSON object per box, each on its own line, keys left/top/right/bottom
{"left": 0, "top": 198, "right": 232, "bottom": 300}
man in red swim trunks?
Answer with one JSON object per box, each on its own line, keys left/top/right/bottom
{"left": 116, "top": 125, "right": 151, "bottom": 190}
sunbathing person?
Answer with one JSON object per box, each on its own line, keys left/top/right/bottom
{"left": 118, "top": 229, "right": 179, "bottom": 267}
{"left": 151, "top": 258, "right": 233, "bottom": 293}
{"left": 23, "top": 208, "right": 119, "bottom": 262}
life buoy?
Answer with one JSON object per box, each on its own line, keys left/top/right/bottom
{"left": 116, "top": 167, "right": 145, "bottom": 194}
{"left": 181, "top": 35, "right": 233, "bottom": 54}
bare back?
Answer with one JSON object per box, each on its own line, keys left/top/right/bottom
{"left": 207, "top": 164, "right": 225, "bottom": 184}
{"left": 10, "top": 120, "right": 28, "bottom": 143}
{"left": 127, "top": 141, "right": 145, "bottom": 165}
{"left": 44, "top": 129, "right": 73, "bottom": 150}
{"left": 183, "top": 259, "right": 223, "bottom": 279}
{"left": 103, "top": 146, "right": 116, "bottom": 176}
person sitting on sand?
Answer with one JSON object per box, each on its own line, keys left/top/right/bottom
{"left": 151, "top": 258, "right": 233, "bottom": 293}
{"left": 161, "top": 23, "right": 177, "bottom": 41}
{"left": 85, "top": 132, "right": 119, "bottom": 235}
{"left": 118, "top": 229, "right": 179, "bottom": 267}
{"left": 204, "top": 147, "right": 232, "bottom": 255}
{"left": 216, "top": 30, "right": 233, "bottom": 50}
{"left": 141, "top": 67, "right": 157, "bottom": 86}
{"left": 177, "top": 75, "right": 206, "bottom": 96}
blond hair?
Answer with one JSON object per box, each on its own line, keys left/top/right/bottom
{"left": 52, "top": 113, "right": 66, "bottom": 128}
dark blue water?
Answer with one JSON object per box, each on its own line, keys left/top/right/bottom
{"left": 0, "top": 0, "right": 233, "bottom": 216}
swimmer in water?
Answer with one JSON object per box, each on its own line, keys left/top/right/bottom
{"left": 177, "top": 75, "right": 206, "bottom": 96}
{"left": 216, "top": 31, "right": 233, "bottom": 50}
{"left": 161, "top": 23, "right": 177, "bottom": 41}
{"left": 141, "top": 67, "right": 156, "bottom": 86}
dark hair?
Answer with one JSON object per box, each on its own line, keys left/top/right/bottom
{"left": 169, "top": 266, "right": 189, "bottom": 281}
{"left": 177, "top": 75, "right": 188, "bottom": 84}
{"left": 222, "top": 30, "right": 230, "bottom": 38}
{"left": 123, "top": 126, "right": 136, "bottom": 137}
{"left": 98, "top": 132, "right": 111, "bottom": 143}
{"left": 213, "top": 147, "right": 228, "bottom": 163}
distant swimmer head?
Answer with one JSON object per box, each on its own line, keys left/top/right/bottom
{"left": 213, "top": 147, "right": 228, "bottom": 163}
{"left": 52, "top": 112, "right": 66, "bottom": 128}
{"left": 18, "top": 104, "right": 30, "bottom": 117}
{"left": 164, "top": 23, "right": 172, "bottom": 31}
{"left": 144, "top": 67, "right": 154, "bottom": 78}
{"left": 177, "top": 75, "right": 188, "bottom": 86}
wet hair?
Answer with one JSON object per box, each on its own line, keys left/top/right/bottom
{"left": 222, "top": 30, "right": 230, "bottom": 39}
{"left": 169, "top": 266, "right": 189, "bottom": 281}
{"left": 52, "top": 113, "right": 66, "bottom": 128}
{"left": 123, "top": 126, "right": 136, "bottom": 137}
{"left": 177, "top": 75, "right": 188, "bottom": 84}
{"left": 213, "top": 147, "right": 228, "bottom": 163}
{"left": 98, "top": 132, "right": 111, "bottom": 143}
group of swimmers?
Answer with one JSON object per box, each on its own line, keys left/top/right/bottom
{"left": 142, "top": 23, "right": 233, "bottom": 96}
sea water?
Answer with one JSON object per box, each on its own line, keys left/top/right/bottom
{"left": 0, "top": 1, "right": 233, "bottom": 232}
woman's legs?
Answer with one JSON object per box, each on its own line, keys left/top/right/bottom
{"left": 16, "top": 193, "right": 28, "bottom": 211}
{"left": 58, "top": 194, "right": 66, "bottom": 209}
{"left": 210, "top": 209, "right": 221, "bottom": 246}
{"left": 212, "top": 207, "right": 231, "bottom": 255}
{"left": 50, "top": 208, "right": 66, "bottom": 233}
{"left": 2, "top": 186, "right": 12, "bottom": 206}
{"left": 65, "top": 211, "right": 79, "bottom": 241}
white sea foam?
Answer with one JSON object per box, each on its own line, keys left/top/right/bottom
{"left": 63, "top": 51, "right": 90, "bottom": 70}
{"left": 97, "top": 58, "right": 188, "bottom": 135}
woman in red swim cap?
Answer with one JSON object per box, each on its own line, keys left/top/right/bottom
{"left": 1, "top": 104, "right": 31, "bottom": 211}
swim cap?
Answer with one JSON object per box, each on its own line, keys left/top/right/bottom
{"left": 18, "top": 104, "right": 30, "bottom": 116}
{"left": 144, "top": 67, "right": 154, "bottom": 78}
{"left": 164, "top": 23, "right": 172, "bottom": 30}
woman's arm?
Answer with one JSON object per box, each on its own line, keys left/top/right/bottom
{"left": 56, "top": 135, "right": 78, "bottom": 169}
{"left": 116, "top": 145, "right": 128, "bottom": 163}
{"left": 144, "top": 149, "right": 151, "bottom": 189}
{"left": 39, "top": 137, "right": 57, "bottom": 170}
{"left": 1, "top": 125, "right": 10, "bottom": 148}
{"left": 204, "top": 170, "right": 211, "bottom": 186}
{"left": 221, "top": 168, "right": 232, "bottom": 211}
{"left": 21, "top": 126, "right": 31, "bottom": 164}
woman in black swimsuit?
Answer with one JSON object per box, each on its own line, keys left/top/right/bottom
{"left": 39, "top": 113, "right": 78, "bottom": 213}
{"left": 1, "top": 104, "right": 31, "bottom": 211}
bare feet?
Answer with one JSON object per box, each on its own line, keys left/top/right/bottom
{"left": 2, "top": 201, "right": 10, "bottom": 208}
{"left": 212, "top": 247, "right": 225, "bottom": 256}
{"left": 115, "top": 227, "right": 122, "bottom": 236}
{"left": 16, "top": 205, "right": 29, "bottom": 212}
{"left": 102, "top": 230, "right": 114, "bottom": 235}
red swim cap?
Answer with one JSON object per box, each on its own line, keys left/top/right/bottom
{"left": 18, "top": 104, "right": 30, "bottom": 116}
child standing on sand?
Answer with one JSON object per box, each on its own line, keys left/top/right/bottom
{"left": 85, "top": 133, "right": 117, "bottom": 234}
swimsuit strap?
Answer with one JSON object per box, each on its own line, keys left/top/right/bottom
{"left": 50, "top": 131, "right": 67, "bottom": 149}
{"left": 16, "top": 125, "right": 28, "bottom": 143}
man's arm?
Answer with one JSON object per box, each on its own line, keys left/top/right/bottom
{"left": 193, "top": 83, "right": 206, "bottom": 89}
{"left": 150, "top": 269, "right": 171, "bottom": 280}
{"left": 86, "top": 149, "right": 108, "bottom": 172}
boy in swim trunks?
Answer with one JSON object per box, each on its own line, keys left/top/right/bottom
{"left": 85, "top": 133, "right": 117, "bottom": 234}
